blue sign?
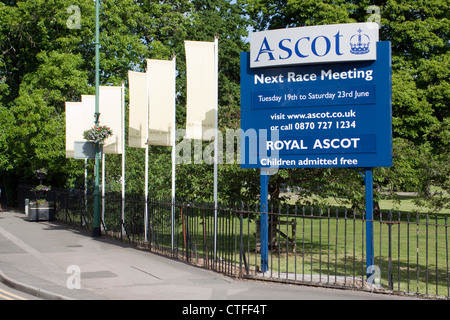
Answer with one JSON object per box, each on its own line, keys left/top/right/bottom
{"left": 240, "top": 41, "right": 392, "bottom": 169}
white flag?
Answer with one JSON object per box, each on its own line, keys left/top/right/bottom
{"left": 147, "top": 59, "right": 176, "bottom": 146}
{"left": 65, "top": 101, "right": 86, "bottom": 158}
{"left": 185, "top": 40, "right": 217, "bottom": 141}
{"left": 81, "top": 90, "right": 123, "bottom": 155}
{"left": 128, "top": 70, "right": 148, "bottom": 148}
{"left": 99, "top": 86, "right": 123, "bottom": 154}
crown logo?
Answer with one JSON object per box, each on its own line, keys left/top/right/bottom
{"left": 350, "top": 29, "right": 370, "bottom": 55}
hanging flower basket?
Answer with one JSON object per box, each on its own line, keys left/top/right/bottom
{"left": 34, "top": 167, "right": 48, "bottom": 180}
{"left": 32, "top": 185, "right": 51, "bottom": 193}
{"left": 83, "top": 125, "right": 113, "bottom": 144}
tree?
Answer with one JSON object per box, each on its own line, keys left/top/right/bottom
{"left": 0, "top": 106, "right": 14, "bottom": 171}
{"left": 141, "top": 0, "right": 254, "bottom": 204}
{"left": 0, "top": 0, "right": 156, "bottom": 203}
{"left": 0, "top": 0, "right": 253, "bottom": 205}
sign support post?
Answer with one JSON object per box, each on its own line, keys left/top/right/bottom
{"left": 365, "top": 168, "right": 375, "bottom": 282}
{"left": 260, "top": 169, "right": 270, "bottom": 273}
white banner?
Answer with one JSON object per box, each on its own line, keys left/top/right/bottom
{"left": 99, "top": 86, "right": 123, "bottom": 154}
{"left": 81, "top": 89, "right": 123, "bottom": 154}
{"left": 185, "top": 40, "right": 217, "bottom": 141}
{"left": 65, "top": 101, "right": 89, "bottom": 158}
{"left": 147, "top": 59, "right": 176, "bottom": 146}
{"left": 128, "top": 70, "right": 148, "bottom": 148}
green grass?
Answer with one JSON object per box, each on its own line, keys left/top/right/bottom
{"left": 284, "top": 192, "right": 450, "bottom": 215}
{"left": 239, "top": 214, "right": 449, "bottom": 297}
{"left": 379, "top": 195, "right": 450, "bottom": 215}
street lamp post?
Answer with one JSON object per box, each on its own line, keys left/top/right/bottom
{"left": 92, "top": 0, "right": 101, "bottom": 237}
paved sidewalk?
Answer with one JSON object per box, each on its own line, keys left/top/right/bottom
{"left": 0, "top": 209, "right": 416, "bottom": 301}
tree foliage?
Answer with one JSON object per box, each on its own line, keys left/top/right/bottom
{"left": 0, "top": 0, "right": 448, "bottom": 211}
{"left": 0, "top": 0, "right": 252, "bottom": 205}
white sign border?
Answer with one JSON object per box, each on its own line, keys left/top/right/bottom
{"left": 250, "top": 22, "right": 379, "bottom": 68}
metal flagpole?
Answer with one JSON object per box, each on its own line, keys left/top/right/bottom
{"left": 121, "top": 81, "right": 126, "bottom": 236}
{"left": 213, "top": 35, "right": 219, "bottom": 260}
{"left": 102, "top": 152, "right": 105, "bottom": 230}
{"left": 171, "top": 56, "right": 176, "bottom": 253}
{"left": 92, "top": 0, "right": 101, "bottom": 237}
{"left": 144, "top": 66, "right": 149, "bottom": 242}
{"left": 84, "top": 159, "right": 87, "bottom": 212}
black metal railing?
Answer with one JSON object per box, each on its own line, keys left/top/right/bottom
{"left": 18, "top": 185, "right": 449, "bottom": 299}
